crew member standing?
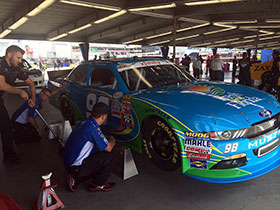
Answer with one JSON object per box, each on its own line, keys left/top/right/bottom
{"left": 0, "top": 45, "right": 36, "bottom": 163}
{"left": 232, "top": 56, "right": 237, "bottom": 83}
{"left": 211, "top": 54, "right": 224, "bottom": 81}
{"left": 64, "top": 102, "right": 117, "bottom": 192}
{"left": 238, "top": 52, "right": 251, "bottom": 86}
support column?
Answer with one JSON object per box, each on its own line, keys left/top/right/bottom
{"left": 172, "top": 17, "right": 177, "bottom": 61}
{"left": 79, "top": 41, "right": 89, "bottom": 61}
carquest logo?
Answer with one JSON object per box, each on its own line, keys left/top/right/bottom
{"left": 258, "top": 109, "right": 272, "bottom": 118}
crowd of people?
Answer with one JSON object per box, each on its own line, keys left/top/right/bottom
{"left": 180, "top": 52, "right": 264, "bottom": 87}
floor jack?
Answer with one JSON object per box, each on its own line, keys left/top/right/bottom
{"left": 33, "top": 173, "right": 65, "bottom": 210}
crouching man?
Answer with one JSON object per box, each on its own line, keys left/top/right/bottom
{"left": 63, "top": 102, "right": 117, "bottom": 192}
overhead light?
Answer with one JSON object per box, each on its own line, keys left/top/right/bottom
{"left": 185, "top": 0, "right": 244, "bottom": 6}
{"left": 231, "top": 39, "right": 255, "bottom": 45}
{"left": 176, "top": 34, "right": 199, "bottom": 41}
{"left": 0, "top": 29, "right": 12, "bottom": 39}
{"left": 60, "top": 0, "right": 120, "bottom": 11}
{"left": 68, "top": 23, "right": 92, "bottom": 34}
{"left": 28, "top": 0, "right": 56, "bottom": 16}
{"left": 204, "top": 27, "right": 236, "bottom": 35}
{"left": 234, "top": 44, "right": 254, "bottom": 49}
{"left": 131, "top": 11, "right": 173, "bottom": 19}
{"left": 122, "top": 38, "right": 143, "bottom": 45}
{"left": 208, "top": 43, "right": 227, "bottom": 48}
{"left": 215, "top": 20, "right": 257, "bottom": 25}
{"left": 240, "top": 25, "right": 280, "bottom": 29}
{"left": 191, "top": 42, "right": 211, "bottom": 47}
{"left": 49, "top": 33, "right": 68, "bottom": 41}
{"left": 265, "top": 42, "right": 280, "bottom": 47}
{"left": 146, "top": 31, "right": 172, "bottom": 39}
{"left": 150, "top": 40, "right": 170, "bottom": 46}
{"left": 178, "top": 17, "right": 209, "bottom": 24}
{"left": 215, "top": 37, "right": 239, "bottom": 43}
{"left": 266, "top": 19, "right": 280, "bottom": 23}
{"left": 213, "top": 22, "right": 236, "bottom": 28}
{"left": 176, "top": 22, "right": 210, "bottom": 32}
{"left": 259, "top": 35, "right": 280, "bottom": 41}
{"left": 128, "top": 3, "right": 176, "bottom": 11}
{"left": 94, "top": 10, "right": 127, "bottom": 24}
{"left": 9, "top": 17, "right": 29, "bottom": 30}
{"left": 244, "top": 35, "right": 257, "bottom": 39}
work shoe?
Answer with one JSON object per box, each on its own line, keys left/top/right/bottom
{"left": 64, "top": 171, "right": 77, "bottom": 192}
{"left": 87, "top": 182, "right": 115, "bottom": 192}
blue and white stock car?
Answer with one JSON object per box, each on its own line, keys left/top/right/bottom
{"left": 49, "top": 58, "right": 280, "bottom": 183}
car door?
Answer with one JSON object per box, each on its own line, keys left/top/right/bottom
{"left": 86, "top": 67, "right": 140, "bottom": 142}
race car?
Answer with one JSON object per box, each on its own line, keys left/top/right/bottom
{"left": 48, "top": 58, "right": 280, "bottom": 183}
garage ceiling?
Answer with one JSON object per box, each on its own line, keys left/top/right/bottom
{"left": 0, "top": 0, "right": 280, "bottom": 49}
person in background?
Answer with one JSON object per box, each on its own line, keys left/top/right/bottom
{"left": 0, "top": 45, "right": 36, "bottom": 163}
{"left": 192, "top": 56, "right": 202, "bottom": 79}
{"left": 206, "top": 56, "right": 211, "bottom": 76}
{"left": 180, "top": 54, "right": 191, "bottom": 73}
{"left": 238, "top": 52, "right": 251, "bottom": 86}
{"left": 232, "top": 56, "right": 237, "bottom": 83}
{"left": 199, "top": 55, "right": 204, "bottom": 75}
{"left": 64, "top": 102, "right": 117, "bottom": 192}
{"left": 211, "top": 54, "right": 224, "bottom": 81}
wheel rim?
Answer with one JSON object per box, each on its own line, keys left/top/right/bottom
{"left": 150, "top": 128, "right": 174, "bottom": 160}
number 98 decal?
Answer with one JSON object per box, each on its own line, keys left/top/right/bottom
{"left": 86, "top": 93, "right": 109, "bottom": 119}
{"left": 224, "top": 143, "right": 239, "bottom": 153}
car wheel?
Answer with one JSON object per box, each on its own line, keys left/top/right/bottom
{"left": 261, "top": 71, "right": 273, "bottom": 88}
{"left": 142, "top": 117, "right": 181, "bottom": 171}
{"left": 60, "top": 95, "right": 75, "bottom": 126}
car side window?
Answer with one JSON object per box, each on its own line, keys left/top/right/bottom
{"left": 68, "top": 65, "right": 88, "bottom": 85}
{"left": 90, "top": 68, "right": 117, "bottom": 89}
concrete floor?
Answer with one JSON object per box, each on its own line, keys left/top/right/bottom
{"left": 1, "top": 81, "right": 280, "bottom": 210}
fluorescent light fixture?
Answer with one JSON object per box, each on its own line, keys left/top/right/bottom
{"left": 176, "top": 34, "right": 200, "bottom": 41}
{"left": 204, "top": 27, "right": 236, "bottom": 35}
{"left": 68, "top": 23, "right": 92, "bottom": 34}
{"left": 0, "top": 29, "right": 12, "bottom": 38}
{"left": 150, "top": 40, "right": 170, "bottom": 46}
{"left": 178, "top": 17, "right": 209, "bottom": 24}
{"left": 208, "top": 43, "right": 227, "bottom": 48}
{"left": 231, "top": 39, "right": 255, "bottom": 45}
{"left": 9, "top": 17, "right": 29, "bottom": 30}
{"left": 185, "top": 0, "right": 244, "bottom": 6}
{"left": 213, "top": 23, "right": 236, "bottom": 28}
{"left": 146, "top": 31, "right": 172, "bottom": 39}
{"left": 131, "top": 11, "right": 173, "bottom": 19}
{"left": 94, "top": 10, "right": 127, "bottom": 24}
{"left": 49, "top": 33, "right": 68, "bottom": 41}
{"left": 28, "top": 0, "right": 56, "bottom": 16}
{"left": 176, "top": 22, "right": 210, "bottom": 32}
{"left": 240, "top": 25, "right": 280, "bottom": 29}
{"left": 215, "top": 37, "right": 239, "bottom": 43}
{"left": 122, "top": 38, "right": 143, "bottom": 45}
{"left": 191, "top": 42, "right": 211, "bottom": 47}
{"left": 60, "top": 0, "right": 120, "bottom": 11}
{"left": 259, "top": 30, "right": 274, "bottom": 34}
{"left": 215, "top": 20, "right": 257, "bottom": 24}
{"left": 265, "top": 42, "right": 279, "bottom": 47}
{"left": 128, "top": 3, "right": 176, "bottom": 11}
{"left": 266, "top": 19, "right": 280, "bottom": 23}
{"left": 259, "top": 35, "right": 280, "bottom": 41}
{"left": 244, "top": 35, "right": 257, "bottom": 39}
{"left": 235, "top": 44, "right": 254, "bottom": 49}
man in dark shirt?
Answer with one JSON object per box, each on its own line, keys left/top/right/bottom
{"left": 181, "top": 54, "right": 191, "bottom": 73}
{"left": 232, "top": 56, "right": 237, "bottom": 83}
{"left": 238, "top": 52, "right": 251, "bottom": 86}
{"left": 0, "top": 45, "right": 36, "bottom": 163}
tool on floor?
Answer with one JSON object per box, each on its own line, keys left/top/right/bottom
{"left": 33, "top": 173, "right": 65, "bottom": 210}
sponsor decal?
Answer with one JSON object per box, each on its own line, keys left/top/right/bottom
{"left": 190, "top": 159, "right": 207, "bottom": 169}
{"left": 121, "top": 96, "right": 133, "bottom": 129}
{"left": 189, "top": 85, "right": 225, "bottom": 96}
{"left": 117, "top": 60, "right": 170, "bottom": 71}
{"left": 248, "top": 129, "right": 280, "bottom": 149}
{"left": 184, "top": 132, "right": 212, "bottom": 154}
{"left": 187, "top": 152, "right": 210, "bottom": 160}
{"left": 258, "top": 109, "right": 272, "bottom": 118}
{"left": 111, "top": 100, "right": 122, "bottom": 118}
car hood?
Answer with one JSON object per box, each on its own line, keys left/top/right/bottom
{"left": 132, "top": 81, "right": 280, "bottom": 131}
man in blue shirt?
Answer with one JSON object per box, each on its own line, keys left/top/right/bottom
{"left": 11, "top": 85, "right": 64, "bottom": 143}
{"left": 64, "top": 102, "right": 117, "bottom": 192}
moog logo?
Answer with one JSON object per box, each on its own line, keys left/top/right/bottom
{"left": 258, "top": 109, "right": 272, "bottom": 118}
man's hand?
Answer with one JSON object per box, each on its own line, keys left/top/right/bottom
{"left": 28, "top": 98, "right": 35, "bottom": 107}
{"left": 19, "top": 89, "right": 29, "bottom": 101}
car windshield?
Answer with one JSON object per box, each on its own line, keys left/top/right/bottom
{"left": 119, "top": 62, "right": 195, "bottom": 91}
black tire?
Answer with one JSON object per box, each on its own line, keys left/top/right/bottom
{"left": 261, "top": 71, "right": 273, "bottom": 88}
{"left": 60, "top": 95, "right": 75, "bottom": 126}
{"left": 142, "top": 117, "right": 181, "bottom": 171}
